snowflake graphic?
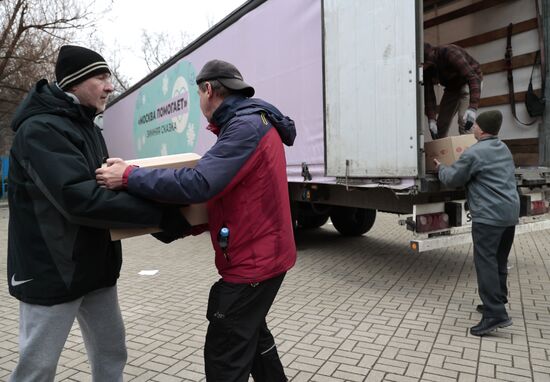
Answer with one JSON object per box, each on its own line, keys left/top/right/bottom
{"left": 187, "top": 123, "right": 196, "bottom": 146}
{"left": 160, "top": 143, "right": 168, "bottom": 156}
{"left": 162, "top": 75, "right": 169, "bottom": 95}
{"left": 142, "top": 94, "right": 146, "bottom": 105}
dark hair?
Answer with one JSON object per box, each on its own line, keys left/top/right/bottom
{"left": 198, "top": 79, "right": 230, "bottom": 98}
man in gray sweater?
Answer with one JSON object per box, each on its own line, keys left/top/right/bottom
{"left": 434, "top": 110, "right": 519, "bottom": 336}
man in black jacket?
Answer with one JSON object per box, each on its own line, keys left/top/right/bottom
{"left": 7, "top": 45, "right": 188, "bottom": 382}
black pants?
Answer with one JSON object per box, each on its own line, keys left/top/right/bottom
{"left": 472, "top": 222, "right": 515, "bottom": 318}
{"left": 204, "top": 273, "right": 287, "bottom": 382}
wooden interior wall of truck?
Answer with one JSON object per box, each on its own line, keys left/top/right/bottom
{"left": 423, "top": 0, "right": 543, "bottom": 166}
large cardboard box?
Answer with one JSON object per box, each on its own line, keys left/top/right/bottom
{"left": 110, "top": 153, "right": 208, "bottom": 241}
{"left": 425, "top": 134, "right": 477, "bottom": 172}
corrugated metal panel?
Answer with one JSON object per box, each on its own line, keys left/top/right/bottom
{"left": 424, "top": 0, "right": 540, "bottom": 140}
{"left": 324, "top": 0, "right": 419, "bottom": 177}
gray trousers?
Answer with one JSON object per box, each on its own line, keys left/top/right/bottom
{"left": 472, "top": 223, "right": 515, "bottom": 319}
{"left": 9, "top": 286, "right": 127, "bottom": 382}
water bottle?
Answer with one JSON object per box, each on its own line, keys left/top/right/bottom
{"left": 218, "top": 226, "right": 229, "bottom": 253}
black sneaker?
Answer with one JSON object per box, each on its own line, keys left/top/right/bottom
{"left": 470, "top": 317, "right": 512, "bottom": 336}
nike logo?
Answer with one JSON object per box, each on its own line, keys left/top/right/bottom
{"left": 10, "top": 274, "right": 33, "bottom": 287}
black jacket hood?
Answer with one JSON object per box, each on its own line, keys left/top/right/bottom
{"left": 11, "top": 79, "right": 96, "bottom": 132}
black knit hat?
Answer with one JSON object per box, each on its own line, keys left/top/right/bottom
{"left": 476, "top": 110, "right": 503, "bottom": 135}
{"left": 196, "top": 59, "right": 255, "bottom": 97}
{"left": 55, "top": 45, "right": 111, "bottom": 90}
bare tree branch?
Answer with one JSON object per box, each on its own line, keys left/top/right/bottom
{"left": 140, "top": 29, "right": 191, "bottom": 73}
{"left": 0, "top": 0, "right": 106, "bottom": 155}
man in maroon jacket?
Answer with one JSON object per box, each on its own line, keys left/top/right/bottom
{"left": 96, "top": 59, "right": 296, "bottom": 382}
{"left": 424, "top": 42, "right": 483, "bottom": 139}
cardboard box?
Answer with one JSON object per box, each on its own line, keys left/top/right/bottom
{"left": 425, "top": 134, "right": 477, "bottom": 172}
{"left": 125, "top": 152, "right": 201, "bottom": 169}
{"left": 110, "top": 153, "right": 208, "bottom": 241}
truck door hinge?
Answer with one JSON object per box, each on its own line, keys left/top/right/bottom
{"left": 301, "top": 162, "right": 312, "bottom": 181}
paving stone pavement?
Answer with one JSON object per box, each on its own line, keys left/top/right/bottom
{"left": 0, "top": 204, "right": 549, "bottom": 381}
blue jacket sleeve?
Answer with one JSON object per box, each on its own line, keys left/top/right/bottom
{"left": 128, "top": 118, "right": 260, "bottom": 204}
{"left": 438, "top": 150, "right": 476, "bottom": 188}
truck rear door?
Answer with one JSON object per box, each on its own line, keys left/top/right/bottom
{"left": 323, "top": 0, "right": 420, "bottom": 178}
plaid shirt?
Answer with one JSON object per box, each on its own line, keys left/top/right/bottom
{"left": 424, "top": 44, "right": 482, "bottom": 120}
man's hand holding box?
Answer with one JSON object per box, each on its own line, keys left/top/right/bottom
{"left": 97, "top": 153, "right": 208, "bottom": 241}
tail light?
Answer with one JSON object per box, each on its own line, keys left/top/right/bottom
{"left": 531, "top": 200, "right": 548, "bottom": 215}
{"left": 416, "top": 212, "right": 449, "bottom": 233}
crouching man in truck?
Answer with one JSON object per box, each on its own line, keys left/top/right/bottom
{"left": 434, "top": 110, "right": 519, "bottom": 336}
{"left": 424, "top": 42, "right": 483, "bottom": 139}
{"left": 96, "top": 59, "right": 296, "bottom": 381}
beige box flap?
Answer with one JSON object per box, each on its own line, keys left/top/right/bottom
{"left": 125, "top": 152, "right": 201, "bottom": 169}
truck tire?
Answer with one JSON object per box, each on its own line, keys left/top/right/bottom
{"left": 292, "top": 202, "right": 331, "bottom": 229}
{"left": 297, "top": 213, "right": 330, "bottom": 229}
{"left": 330, "top": 207, "right": 376, "bottom": 236}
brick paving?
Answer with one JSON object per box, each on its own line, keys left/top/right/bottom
{"left": 0, "top": 204, "right": 549, "bottom": 381}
